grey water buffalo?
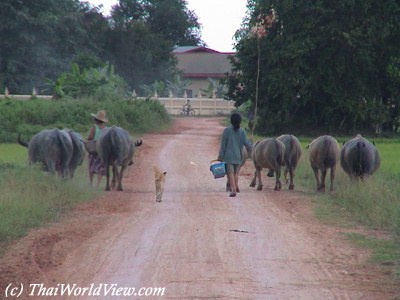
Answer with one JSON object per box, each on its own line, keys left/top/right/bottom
{"left": 18, "top": 128, "right": 73, "bottom": 178}
{"left": 340, "top": 134, "right": 380, "bottom": 180}
{"left": 96, "top": 126, "right": 142, "bottom": 191}
{"left": 307, "top": 135, "right": 340, "bottom": 192}
{"left": 63, "top": 129, "right": 85, "bottom": 178}
{"left": 250, "top": 138, "right": 285, "bottom": 191}
{"left": 277, "top": 134, "right": 302, "bottom": 190}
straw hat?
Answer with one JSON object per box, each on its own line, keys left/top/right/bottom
{"left": 90, "top": 110, "right": 108, "bottom": 123}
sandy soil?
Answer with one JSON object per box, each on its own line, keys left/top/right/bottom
{"left": 0, "top": 117, "right": 399, "bottom": 299}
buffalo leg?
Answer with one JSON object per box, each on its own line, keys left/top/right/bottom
{"left": 319, "top": 168, "right": 327, "bottom": 192}
{"left": 111, "top": 165, "right": 118, "bottom": 190}
{"left": 284, "top": 167, "right": 289, "bottom": 184}
{"left": 105, "top": 164, "right": 111, "bottom": 191}
{"left": 329, "top": 166, "right": 336, "bottom": 192}
{"left": 257, "top": 168, "right": 263, "bottom": 190}
{"left": 311, "top": 165, "right": 320, "bottom": 192}
{"left": 274, "top": 168, "right": 282, "bottom": 191}
{"left": 117, "top": 165, "right": 127, "bottom": 191}
{"left": 250, "top": 170, "right": 258, "bottom": 188}
{"left": 288, "top": 167, "right": 295, "bottom": 190}
{"left": 46, "top": 160, "right": 56, "bottom": 176}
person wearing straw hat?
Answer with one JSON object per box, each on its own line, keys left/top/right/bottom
{"left": 87, "top": 110, "right": 108, "bottom": 186}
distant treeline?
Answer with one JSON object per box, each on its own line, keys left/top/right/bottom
{"left": 0, "top": 0, "right": 202, "bottom": 95}
{"left": 228, "top": 0, "right": 400, "bottom": 134}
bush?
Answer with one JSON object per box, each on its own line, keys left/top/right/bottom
{"left": 0, "top": 97, "right": 171, "bottom": 142}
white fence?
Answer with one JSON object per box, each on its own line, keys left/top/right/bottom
{"left": 0, "top": 93, "right": 235, "bottom": 116}
{"left": 152, "top": 97, "right": 234, "bottom": 116}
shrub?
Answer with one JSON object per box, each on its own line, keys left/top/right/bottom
{"left": 0, "top": 97, "right": 171, "bottom": 142}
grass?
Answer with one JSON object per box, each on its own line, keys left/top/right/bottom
{"left": 0, "top": 163, "right": 97, "bottom": 253}
{"left": 344, "top": 232, "right": 400, "bottom": 265}
{"left": 294, "top": 139, "right": 400, "bottom": 232}
{"left": 291, "top": 138, "right": 400, "bottom": 279}
{"left": 0, "top": 144, "right": 27, "bottom": 166}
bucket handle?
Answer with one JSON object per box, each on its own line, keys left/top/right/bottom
{"left": 210, "top": 159, "right": 223, "bottom": 164}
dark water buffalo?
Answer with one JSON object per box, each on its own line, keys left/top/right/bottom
{"left": 340, "top": 134, "right": 380, "bottom": 180}
{"left": 97, "top": 126, "right": 142, "bottom": 191}
{"left": 277, "top": 134, "right": 302, "bottom": 190}
{"left": 18, "top": 129, "right": 73, "bottom": 178}
{"left": 63, "top": 129, "right": 85, "bottom": 178}
{"left": 226, "top": 146, "right": 249, "bottom": 192}
{"left": 250, "top": 138, "right": 285, "bottom": 191}
{"left": 307, "top": 135, "right": 339, "bottom": 192}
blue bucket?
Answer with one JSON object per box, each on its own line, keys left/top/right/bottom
{"left": 210, "top": 160, "right": 226, "bottom": 179}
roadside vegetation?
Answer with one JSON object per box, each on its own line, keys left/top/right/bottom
{"left": 0, "top": 96, "right": 171, "bottom": 253}
{"left": 0, "top": 96, "right": 171, "bottom": 143}
{"left": 301, "top": 142, "right": 400, "bottom": 279}
{"left": 0, "top": 164, "right": 94, "bottom": 255}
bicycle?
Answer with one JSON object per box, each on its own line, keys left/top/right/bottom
{"left": 179, "top": 105, "right": 195, "bottom": 116}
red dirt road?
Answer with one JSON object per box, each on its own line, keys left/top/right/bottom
{"left": 1, "top": 117, "right": 399, "bottom": 299}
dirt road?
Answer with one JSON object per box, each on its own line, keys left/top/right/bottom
{"left": 1, "top": 117, "right": 398, "bottom": 299}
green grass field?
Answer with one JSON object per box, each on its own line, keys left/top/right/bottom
{"left": 246, "top": 128, "right": 400, "bottom": 278}
{"left": 294, "top": 138, "right": 400, "bottom": 278}
{"left": 0, "top": 143, "right": 27, "bottom": 167}
{"left": 0, "top": 148, "right": 97, "bottom": 253}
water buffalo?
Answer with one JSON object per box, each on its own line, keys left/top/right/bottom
{"left": 18, "top": 128, "right": 73, "bottom": 178}
{"left": 63, "top": 129, "right": 85, "bottom": 178}
{"left": 97, "top": 126, "right": 142, "bottom": 191}
{"left": 277, "top": 134, "right": 302, "bottom": 190}
{"left": 307, "top": 135, "right": 339, "bottom": 192}
{"left": 250, "top": 138, "right": 285, "bottom": 191}
{"left": 340, "top": 134, "right": 380, "bottom": 180}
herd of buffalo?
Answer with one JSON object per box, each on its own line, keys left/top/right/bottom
{"left": 17, "top": 126, "right": 142, "bottom": 191}
{"left": 250, "top": 134, "right": 380, "bottom": 192}
{"left": 16, "top": 124, "right": 380, "bottom": 194}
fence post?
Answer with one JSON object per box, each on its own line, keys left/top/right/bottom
{"left": 214, "top": 98, "right": 216, "bottom": 115}
{"left": 169, "top": 91, "right": 173, "bottom": 114}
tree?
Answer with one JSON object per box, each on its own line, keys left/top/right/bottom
{"left": 228, "top": 0, "right": 400, "bottom": 134}
{"left": 0, "top": 0, "right": 203, "bottom": 95}
{"left": 48, "top": 62, "right": 126, "bottom": 99}
{"left": 0, "top": 0, "right": 106, "bottom": 94}
{"left": 106, "top": 0, "right": 202, "bottom": 90}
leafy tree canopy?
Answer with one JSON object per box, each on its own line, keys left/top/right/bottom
{"left": 0, "top": 0, "right": 203, "bottom": 94}
{"left": 228, "top": 0, "right": 400, "bottom": 134}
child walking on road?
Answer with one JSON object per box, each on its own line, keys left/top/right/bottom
{"left": 218, "top": 112, "right": 252, "bottom": 197}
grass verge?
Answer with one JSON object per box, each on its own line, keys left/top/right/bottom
{"left": 294, "top": 139, "right": 400, "bottom": 279}
{"left": 0, "top": 164, "right": 97, "bottom": 255}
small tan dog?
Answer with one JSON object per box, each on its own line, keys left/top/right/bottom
{"left": 153, "top": 166, "right": 167, "bottom": 202}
